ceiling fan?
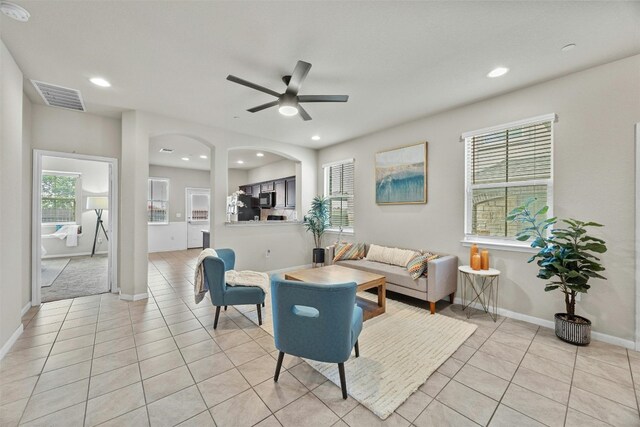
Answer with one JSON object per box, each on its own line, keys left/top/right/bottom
{"left": 226, "top": 60, "right": 348, "bottom": 121}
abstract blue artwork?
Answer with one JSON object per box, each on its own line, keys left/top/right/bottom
{"left": 375, "top": 142, "right": 427, "bottom": 204}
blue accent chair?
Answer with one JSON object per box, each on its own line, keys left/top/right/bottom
{"left": 203, "top": 248, "right": 266, "bottom": 328}
{"left": 271, "top": 276, "right": 363, "bottom": 399}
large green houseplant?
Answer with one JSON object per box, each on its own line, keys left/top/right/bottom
{"left": 507, "top": 199, "right": 607, "bottom": 345}
{"left": 304, "top": 196, "right": 330, "bottom": 264}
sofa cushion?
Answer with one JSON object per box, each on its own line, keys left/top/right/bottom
{"left": 333, "top": 242, "right": 366, "bottom": 262}
{"left": 336, "top": 259, "right": 427, "bottom": 293}
{"left": 365, "top": 244, "right": 419, "bottom": 267}
{"left": 406, "top": 252, "right": 440, "bottom": 279}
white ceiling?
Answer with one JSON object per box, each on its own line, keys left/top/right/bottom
{"left": 149, "top": 135, "right": 210, "bottom": 171}
{"left": 228, "top": 149, "right": 289, "bottom": 170}
{"left": 3, "top": 1, "right": 639, "bottom": 149}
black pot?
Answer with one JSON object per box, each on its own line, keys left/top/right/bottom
{"left": 554, "top": 313, "right": 591, "bottom": 346}
{"left": 312, "top": 247, "right": 325, "bottom": 265}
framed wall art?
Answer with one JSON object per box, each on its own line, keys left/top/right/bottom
{"left": 375, "top": 142, "right": 427, "bottom": 204}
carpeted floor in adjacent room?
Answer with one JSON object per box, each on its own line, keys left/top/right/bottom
{"left": 41, "top": 255, "right": 109, "bottom": 303}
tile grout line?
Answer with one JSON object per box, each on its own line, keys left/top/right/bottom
{"left": 627, "top": 349, "right": 640, "bottom": 415}
{"left": 15, "top": 302, "right": 72, "bottom": 425}
{"left": 81, "top": 296, "right": 102, "bottom": 427}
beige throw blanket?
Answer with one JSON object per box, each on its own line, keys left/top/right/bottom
{"left": 193, "top": 249, "right": 269, "bottom": 304}
{"left": 225, "top": 270, "right": 269, "bottom": 294}
{"left": 194, "top": 248, "right": 218, "bottom": 304}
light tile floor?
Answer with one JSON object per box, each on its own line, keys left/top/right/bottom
{"left": 1, "top": 249, "right": 639, "bottom": 426}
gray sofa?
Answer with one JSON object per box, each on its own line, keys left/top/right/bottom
{"left": 325, "top": 244, "right": 458, "bottom": 314}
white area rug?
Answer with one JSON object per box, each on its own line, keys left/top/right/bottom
{"left": 40, "top": 258, "right": 70, "bottom": 287}
{"left": 248, "top": 294, "right": 477, "bottom": 419}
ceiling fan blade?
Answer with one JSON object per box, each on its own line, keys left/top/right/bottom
{"left": 297, "top": 105, "right": 312, "bottom": 121}
{"left": 247, "top": 100, "right": 279, "bottom": 113}
{"left": 298, "top": 95, "right": 349, "bottom": 103}
{"left": 285, "top": 61, "right": 311, "bottom": 96}
{"left": 226, "top": 75, "right": 280, "bottom": 98}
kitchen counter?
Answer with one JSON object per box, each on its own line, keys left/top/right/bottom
{"left": 224, "top": 220, "right": 303, "bottom": 226}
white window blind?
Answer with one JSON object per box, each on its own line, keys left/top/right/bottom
{"left": 41, "top": 172, "right": 80, "bottom": 224}
{"left": 464, "top": 115, "right": 554, "bottom": 239}
{"left": 148, "top": 178, "right": 169, "bottom": 224}
{"left": 324, "top": 160, "right": 355, "bottom": 231}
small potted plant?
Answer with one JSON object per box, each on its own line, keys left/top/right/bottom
{"left": 508, "top": 199, "right": 607, "bottom": 345}
{"left": 304, "top": 196, "right": 330, "bottom": 265}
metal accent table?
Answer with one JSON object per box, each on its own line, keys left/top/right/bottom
{"left": 459, "top": 265, "right": 500, "bottom": 322}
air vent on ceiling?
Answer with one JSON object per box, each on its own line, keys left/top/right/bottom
{"left": 159, "top": 148, "right": 174, "bottom": 153}
{"left": 31, "top": 80, "right": 86, "bottom": 112}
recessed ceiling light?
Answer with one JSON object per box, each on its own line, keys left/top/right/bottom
{"left": 89, "top": 77, "right": 111, "bottom": 87}
{"left": 256, "top": 153, "right": 264, "bottom": 157}
{"left": 1, "top": 2, "right": 30, "bottom": 22}
{"left": 487, "top": 67, "right": 509, "bottom": 78}
{"left": 311, "top": 135, "right": 321, "bottom": 141}
{"left": 199, "top": 155, "right": 207, "bottom": 159}
{"left": 181, "top": 157, "right": 189, "bottom": 161}
{"left": 561, "top": 43, "right": 576, "bottom": 52}
{"left": 237, "top": 160, "right": 244, "bottom": 164}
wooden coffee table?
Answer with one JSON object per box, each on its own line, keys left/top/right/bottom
{"left": 284, "top": 265, "right": 386, "bottom": 321}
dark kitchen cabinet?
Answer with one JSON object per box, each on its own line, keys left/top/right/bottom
{"left": 252, "top": 184, "right": 260, "bottom": 196}
{"left": 239, "top": 185, "right": 251, "bottom": 194}
{"left": 274, "top": 180, "right": 286, "bottom": 208}
{"left": 285, "top": 178, "right": 296, "bottom": 208}
{"left": 261, "top": 181, "right": 274, "bottom": 192}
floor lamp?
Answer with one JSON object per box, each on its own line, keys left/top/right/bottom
{"left": 86, "top": 196, "right": 109, "bottom": 257}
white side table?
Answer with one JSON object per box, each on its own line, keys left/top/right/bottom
{"left": 458, "top": 265, "right": 501, "bottom": 322}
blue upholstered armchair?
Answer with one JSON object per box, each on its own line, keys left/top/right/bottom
{"left": 271, "top": 277, "right": 363, "bottom": 399}
{"left": 203, "top": 248, "right": 266, "bottom": 328}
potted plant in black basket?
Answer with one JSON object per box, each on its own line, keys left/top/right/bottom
{"left": 508, "top": 199, "right": 607, "bottom": 345}
{"left": 304, "top": 196, "right": 330, "bottom": 265}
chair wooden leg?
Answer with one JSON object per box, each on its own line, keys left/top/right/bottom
{"left": 257, "top": 304, "right": 262, "bottom": 326}
{"left": 449, "top": 292, "right": 455, "bottom": 304}
{"left": 354, "top": 341, "right": 359, "bottom": 358}
{"left": 213, "top": 306, "right": 221, "bottom": 329}
{"left": 224, "top": 306, "right": 227, "bottom": 311}
{"left": 262, "top": 302, "right": 265, "bottom": 308}
{"left": 274, "top": 351, "right": 285, "bottom": 382}
{"left": 338, "top": 363, "right": 347, "bottom": 399}
{"left": 429, "top": 301, "right": 436, "bottom": 315}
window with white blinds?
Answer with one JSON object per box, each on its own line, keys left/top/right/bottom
{"left": 463, "top": 114, "right": 555, "bottom": 240}
{"left": 324, "top": 160, "right": 355, "bottom": 231}
{"left": 148, "top": 178, "right": 169, "bottom": 224}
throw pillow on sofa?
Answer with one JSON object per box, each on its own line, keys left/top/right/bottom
{"left": 406, "top": 252, "right": 440, "bottom": 280}
{"left": 366, "top": 244, "right": 420, "bottom": 267}
{"left": 333, "top": 242, "right": 366, "bottom": 262}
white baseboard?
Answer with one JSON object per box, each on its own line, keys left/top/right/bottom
{"left": 120, "top": 292, "right": 149, "bottom": 301}
{"left": 454, "top": 297, "right": 635, "bottom": 349}
{"left": 0, "top": 324, "right": 24, "bottom": 360}
{"left": 21, "top": 302, "right": 32, "bottom": 316}
{"left": 267, "top": 264, "right": 313, "bottom": 275}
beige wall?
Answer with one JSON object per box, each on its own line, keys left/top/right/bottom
{"left": 247, "top": 159, "right": 297, "bottom": 184}
{"left": 228, "top": 168, "right": 248, "bottom": 194}
{"left": 0, "top": 40, "right": 27, "bottom": 351}
{"left": 318, "top": 55, "right": 640, "bottom": 342}
{"left": 149, "top": 165, "right": 210, "bottom": 222}
{"left": 30, "top": 104, "right": 121, "bottom": 159}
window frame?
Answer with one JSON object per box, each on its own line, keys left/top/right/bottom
{"left": 148, "top": 177, "right": 170, "bottom": 225}
{"left": 41, "top": 170, "right": 82, "bottom": 225}
{"left": 323, "top": 158, "right": 355, "bottom": 233}
{"left": 462, "top": 113, "right": 556, "bottom": 250}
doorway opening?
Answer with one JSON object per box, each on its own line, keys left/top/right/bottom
{"left": 186, "top": 187, "right": 210, "bottom": 248}
{"left": 32, "top": 150, "right": 118, "bottom": 305}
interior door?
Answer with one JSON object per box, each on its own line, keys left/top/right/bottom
{"left": 186, "top": 188, "right": 210, "bottom": 249}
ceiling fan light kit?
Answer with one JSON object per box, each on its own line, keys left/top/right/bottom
{"left": 226, "top": 60, "right": 349, "bottom": 121}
